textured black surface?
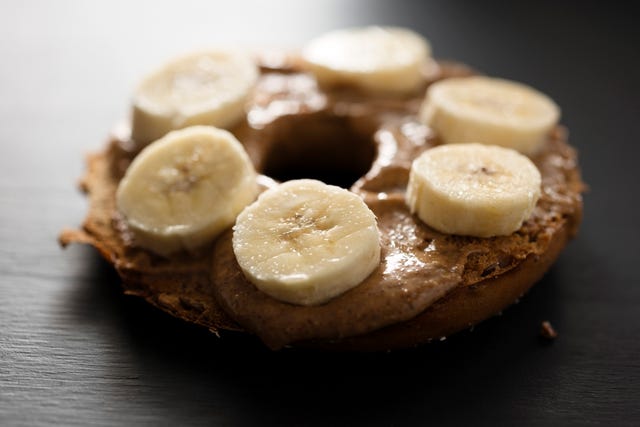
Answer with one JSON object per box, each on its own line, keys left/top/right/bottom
{"left": 1, "top": 1, "right": 639, "bottom": 426}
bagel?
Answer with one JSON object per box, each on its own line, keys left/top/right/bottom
{"left": 60, "top": 31, "right": 584, "bottom": 351}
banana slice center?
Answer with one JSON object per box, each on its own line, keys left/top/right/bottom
{"left": 302, "top": 26, "right": 431, "bottom": 93}
{"left": 420, "top": 76, "right": 560, "bottom": 154}
{"left": 116, "top": 126, "right": 258, "bottom": 256}
{"left": 446, "top": 159, "right": 524, "bottom": 197}
{"left": 406, "top": 143, "right": 541, "bottom": 237}
{"left": 446, "top": 83, "right": 552, "bottom": 126}
{"left": 142, "top": 55, "right": 240, "bottom": 114}
{"left": 131, "top": 50, "right": 258, "bottom": 145}
{"left": 233, "top": 179, "right": 381, "bottom": 306}
{"left": 306, "top": 27, "right": 423, "bottom": 71}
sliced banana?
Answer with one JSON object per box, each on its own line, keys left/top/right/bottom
{"left": 406, "top": 143, "right": 541, "bottom": 237}
{"left": 419, "top": 76, "right": 560, "bottom": 155}
{"left": 131, "top": 50, "right": 259, "bottom": 146}
{"left": 301, "top": 26, "right": 431, "bottom": 94}
{"left": 116, "top": 126, "right": 258, "bottom": 256}
{"left": 232, "top": 179, "right": 381, "bottom": 306}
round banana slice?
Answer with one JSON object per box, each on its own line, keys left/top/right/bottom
{"left": 419, "top": 76, "right": 560, "bottom": 155}
{"left": 301, "top": 26, "right": 431, "bottom": 94}
{"left": 232, "top": 179, "right": 381, "bottom": 306}
{"left": 406, "top": 143, "right": 541, "bottom": 237}
{"left": 116, "top": 125, "right": 258, "bottom": 256}
{"left": 131, "top": 50, "right": 259, "bottom": 145}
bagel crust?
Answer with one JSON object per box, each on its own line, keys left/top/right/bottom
{"left": 60, "top": 55, "right": 584, "bottom": 351}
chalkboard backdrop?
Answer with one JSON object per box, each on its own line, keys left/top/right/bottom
{"left": 1, "top": 1, "right": 638, "bottom": 425}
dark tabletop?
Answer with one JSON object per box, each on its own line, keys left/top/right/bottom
{"left": 1, "top": 1, "right": 639, "bottom": 426}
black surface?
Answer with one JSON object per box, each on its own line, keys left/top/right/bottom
{"left": 1, "top": 1, "right": 639, "bottom": 425}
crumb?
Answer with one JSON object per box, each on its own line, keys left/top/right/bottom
{"left": 540, "top": 321, "right": 558, "bottom": 340}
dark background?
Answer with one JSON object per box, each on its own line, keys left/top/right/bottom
{"left": 1, "top": 1, "right": 639, "bottom": 425}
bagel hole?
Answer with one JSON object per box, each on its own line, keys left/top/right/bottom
{"left": 261, "top": 113, "right": 376, "bottom": 189}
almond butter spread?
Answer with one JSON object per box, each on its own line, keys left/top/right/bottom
{"left": 61, "top": 58, "right": 584, "bottom": 350}
{"left": 209, "top": 59, "right": 584, "bottom": 349}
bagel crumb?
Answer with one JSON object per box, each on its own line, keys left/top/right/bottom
{"left": 540, "top": 321, "right": 558, "bottom": 340}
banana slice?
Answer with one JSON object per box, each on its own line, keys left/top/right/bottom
{"left": 419, "top": 76, "right": 560, "bottom": 155}
{"left": 232, "top": 179, "right": 381, "bottom": 306}
{"left": 116, "top": 126, "right": 258, "bottom": 256}
{"left": 301, "top": 26, "right": 431, "bottom": 94}
{"left": 406, "top": 143, "right": 541, "bottom": 237}
{"left": 131, "top": 50, "right": 259, "bottom": 145}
